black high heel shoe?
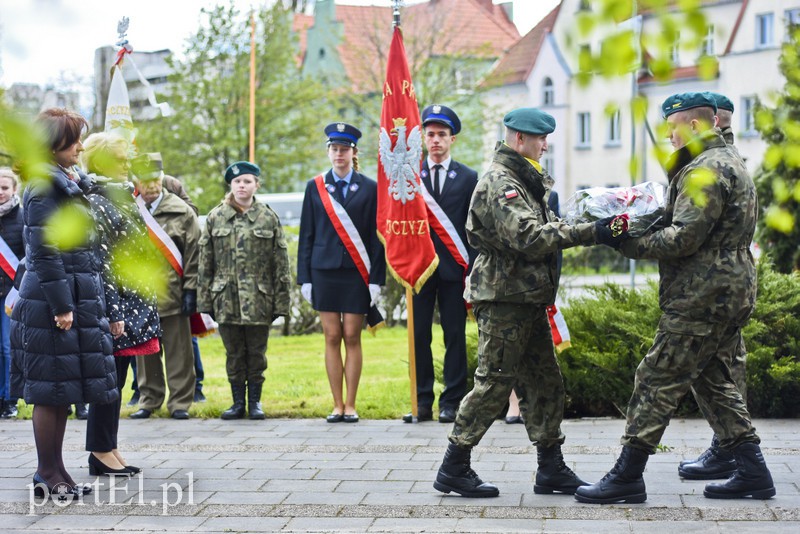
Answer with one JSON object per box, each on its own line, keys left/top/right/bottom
{"left": 125, "top": 465, "right": 142, "bottom": 475}
{"left": 32, "top": 473, "right": 74, "bottom": 501}
{"left": 88, "top": 453, "right": 131, "bottom": 477}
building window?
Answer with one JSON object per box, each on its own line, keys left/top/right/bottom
{"left": 578, "top": 0, "right": 592, "bottom": 11}
{"left": 606, "top": 109, "right": 621, "bottom": 145}
{"left": 785, "top": 9, "right": 800, "bottom": 40}
{"left": 577, "top": 112, "right": 591, "bottom": 148}
{"left": 542, "top": 77, "right": 554, "bottom": 106}
{"left": 541, "top": 145, "right": 554, "bottom": 174}
{"left": 741, "top": 96, "right": 757, "bottom": 134}
{"left": 700, "top": 24, "right": 715, "bottom": 56}
{"left": 671, "top": 31, "right": 681, "bottom": 64}
{"left": 455, "top": 68, "right": 475, "bottom": 93}
{"left": 756, "top": 13, "right": 775, "bottom": 48}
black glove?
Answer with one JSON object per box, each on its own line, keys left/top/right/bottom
{"left": 595, "top": 216, "right": 622, "bottom": 249}
{"left": 181, "top": 289, "right": 197, "bottom": 316}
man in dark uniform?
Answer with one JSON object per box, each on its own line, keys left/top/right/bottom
{"left": 677, "top": 92, "right": 746, "bottom": 481}
{"left": 403, "top": 105, "right": 478, "bottom": 424}
{"left": 575, "top": 92, "right": 775, "bottom": 504}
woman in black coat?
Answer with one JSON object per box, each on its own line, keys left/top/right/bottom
{"left": 0, "top": 168, "right": 23, "bottom": 419}
{"left": 10, "top": 109, "right": 117, "bottom": 497}
{"left": 82, "top": 132, "right": 161, "bottom": 476}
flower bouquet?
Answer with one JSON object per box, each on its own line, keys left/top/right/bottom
{"left": 562, "top": 181, "right": 667, "bottom": 238}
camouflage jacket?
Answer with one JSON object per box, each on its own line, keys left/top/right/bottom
{"left": 466, "top": 142, "right": 596, "bottom": 305}
{"left": 198, "top": 196, "right": 291, "bottom": 325}
{"left": 619, "top": 129, "right": 757, "bottom": 325}
{"left": 151, "top": 191, "right": 200, "bottom": 317}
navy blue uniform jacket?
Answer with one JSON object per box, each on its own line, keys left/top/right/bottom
{"left": 420, "top": 160, "right": 478, "bottom": 282}
{"left": 297, "top": 170, "right": 385, "bottom": 285}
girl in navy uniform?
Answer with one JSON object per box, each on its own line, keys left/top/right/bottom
{"left": 297, "top": 123, "right": 385, "bottom": 423}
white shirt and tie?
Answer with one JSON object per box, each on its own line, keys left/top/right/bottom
{"left": 427, "top": 156, "right": 452, "bottom": 198}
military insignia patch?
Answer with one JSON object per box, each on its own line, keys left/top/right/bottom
{"left": 504, "top": 189, "right": 518, "bottom": 199}
{"left": 433, "top": 105, "right": 442, "bottom": 114}
{"left": 231, "top": 165, "right": 239, "bottom": 175}
{"left": 448, "top": 170, "right": 456, "bottom": 179}
{"left": 337, "top": 123, "right": 346, "bottom": 132}
{"left": 349, "top": 183, "right": 359, "bottom": 192}
{"left": 326, "top": 184, "right": 337, "bottom": 194}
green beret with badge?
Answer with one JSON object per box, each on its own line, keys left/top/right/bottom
{"left": 705, "top": 92, "right": 734, "bottom": 113}
{"left": 661, "top": 92, "right": 718, "bottom": 118}
{"left": 225, "top": 161, "right": 261, "bottom": 184}
{"left": 503, "top": 108, "right": 556, "bottom": 135}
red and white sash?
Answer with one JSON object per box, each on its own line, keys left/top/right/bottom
{"left": 547, "top": 304, "right": 571, "bottom": 353}
{"left": 314, "top": 175, "right": 371, "bottom": 286}
{"left": 420, "top": 186, "right": 469, "bottom": 272}
{"left": 0, "top": 235, "right": 20, "bottom": 316}
{"left": 135, "top": 195, "right": 184, "bottom": 277}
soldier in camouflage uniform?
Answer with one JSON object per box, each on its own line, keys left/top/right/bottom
{"left": 575, "top": 92, "right": 775, "bottom": 505}
{"left": 198, "top": 162, "right": 291, "bottom": 420}
{"left": 434, "top": 108, "right": 620, "bottom": 498}
{"left": 678, "top": 92, "right": 746, "bottom": 481}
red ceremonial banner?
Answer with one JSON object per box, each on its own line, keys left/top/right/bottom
{"left": 376, "top": 27, "right": 438, "bottom": 293}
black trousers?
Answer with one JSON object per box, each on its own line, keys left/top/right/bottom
{"left": 412, "top": 272, "right": 468, "bottom": 411}
{"left": 86, "top": 357, "right": 132, "bottom": 452}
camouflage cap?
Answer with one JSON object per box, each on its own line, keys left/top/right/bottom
{"left": 131, "top": 153, "right": 163, "bottom": 181}
{"left": 705, "top": 92, "right": 734, "bottom": 113}
{"left": 503, "top": 108, "right": 556, "bottom": 135}
{"left": 661, "top": 92, "right": 717, "bottom": 118}
{"left": 224, "top": 161, "right": 261, "bottom": 184}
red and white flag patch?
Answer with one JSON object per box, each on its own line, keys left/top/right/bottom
{"left": 503, "top": 189, "right": 518, "bottom": 200}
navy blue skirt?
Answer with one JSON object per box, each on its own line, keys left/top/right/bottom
{"left": 311, "top": 268, "right": 370, "bottom": 314}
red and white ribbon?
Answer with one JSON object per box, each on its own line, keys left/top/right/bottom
{"left": 135, "top": 195, "right": 184, "bottom": 277}
{"left": 547, "top": 304, "right": 571, "bottom": 353}
{"left": 421, "top": 186, "right": 469, "bottom": 271}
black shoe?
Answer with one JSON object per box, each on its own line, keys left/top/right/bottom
{"left": 343, "top": 413, "right": 359, "bottom": 423}
{"left": 193, "top": 390, "right": 207, "bottom": 403}
{"left": 126, "top": 393, "right": 140, "bottom": 407}
{"left": 678, "top": 436, "right": 736, "bottom": 480}
{"left": 247, "top": 383, "right": 265, "bottom": 420}
{"left": 534, "top": 444, "right": 589, "bottom": 495}
{"left": 326, "top": 413, "right": 344, "bottom": 423}
{"left": 88, "top": 453, "right": 132, "bottom": 477}
{"left": 129, "top": 408, "right": 152, "bottom": 419}
{"left": 574, "top": 446, "right": 649, "bottom": 504}
{"left": 74, "top": 404, "right": 88, "bottom": 420}
{"left": 504, "top": 415, "right": 523, "bottom": 424}
{"left": 125, "top": 465, "right": 142, "bottom": 475}
{"left": 434, "top": 443, "right": 500, "bottom": 498}
{"left": 73, "top": 483, "right": 93, "bottom": 496}
{"left": 171, "top": 410, "right": 190, "bottom": 420}
{"left": 32, "top": 473, "right": 74, "bottom": 503}
{"left": 221, "top": 384, "right": 246, "bottom": 420}
{"left": 402, "top": 407, "right": 432, "bottom": 423}
{"left": 1, "top": 401, "right": 18, "bottom": 419}
{"left": 438, "top": 408, "right": 457, "bottom": 423}
{"left": 704, "top": 442, "right": 776, "bottom": 499}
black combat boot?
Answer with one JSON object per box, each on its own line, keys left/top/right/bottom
{"left": 534, "top": 444, "right": 589, "bottom": 494}
{"left": 247, "top": 383, "right": 265, "bottom": 420}
{"left": 574, "top": 446, "right": 649, "bottom": 504}
{"left": 704, "top": 442, "right": 776, "bottom": 499}
{"left": 220, "top": 384, "right": 246, "bottom": 420}
{"left": 433, "top": 443, "right": 500, "bottom": 498}
{"left": 678, "top": 435, "right": 737, "bottom": 479}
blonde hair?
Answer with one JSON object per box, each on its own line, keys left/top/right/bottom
{"left": 352, "top": 150, "right": 360, "bottom": 172}
{"left": 0, "top": 167, "right": 19, "bottom": 190}
{"left": 81, "top": 132, "right": 130, "bottom": 175}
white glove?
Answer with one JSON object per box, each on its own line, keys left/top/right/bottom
{"left": 368, "top": 284, "right": 381, "bottom": 307}
{"left": 301, "top": 283, "right": 312, "bottom": 304}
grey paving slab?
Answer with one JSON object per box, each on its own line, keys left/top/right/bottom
{"left": 196, "top": 516, "right": 291, "bottom": 532}
{"left": 368, "top": 517, "right": 460, "bottom": 532}
{"left": 113, "top": 515, "right": 208, "bottom": 531}
{"left": 284, "top": 517, "right": 375, "bottom": 531}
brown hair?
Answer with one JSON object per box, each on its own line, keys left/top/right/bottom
{"left": 352, "top": 150, "right": 360, "bottom": 172}
{"left": 683, "top": 106, "right": 716, "bottom": 129}
{"left": 37, "top": 108, "right": 88, "bottom": 153}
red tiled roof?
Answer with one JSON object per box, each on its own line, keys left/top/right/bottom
{"left": 486, "top": 4, "right": 560, "bottom": 86}
{"left": 292, "top": 13, "right": 315, "bottom": 66}
{"left": 295, "top": 0, "right": 520, "bottom": 93}
{"left": 638, "top": 65, "right": 701, "bottom": 84}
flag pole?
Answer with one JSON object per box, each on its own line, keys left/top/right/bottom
{"left": 391, "top": 0, "right": 420, "bottom": 423}
{"left": 249, "top": 10, "right": 257, "bottom": 162}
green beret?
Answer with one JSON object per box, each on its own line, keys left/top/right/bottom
{"left": 705, "top": 92, "right": 734, "bottom": 113}
{"left": 503, "top": 108, "right": 556, "bottom": 135}
{"left": 661, "top": 92, "right": 717, "bottom": 118}
{"left": 224, "top": 161, "right": 261, "bottom": 184}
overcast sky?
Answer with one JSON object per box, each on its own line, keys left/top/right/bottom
{"left": 0, "top": 0, "right": 560, "bottom": 89}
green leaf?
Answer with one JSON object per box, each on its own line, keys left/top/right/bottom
{"left": 764, "top": 206, "right": 795, "bottom": 234}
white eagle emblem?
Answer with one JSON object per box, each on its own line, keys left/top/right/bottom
{"left": 379, "top": 117, "right": 423, "bottom": 204}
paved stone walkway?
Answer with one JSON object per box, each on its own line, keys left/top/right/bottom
{"left": 0, "top": 417, "right": 797, "bottom": 533}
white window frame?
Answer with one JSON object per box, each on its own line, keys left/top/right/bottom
{"left": 785, "top": 9, "right": 800, "bottom": 41}
{"left": 700, "top": 24, "right": 715, "bottom": 56}
{"left": 741, "top": 96, "right": 757, "bottom": 135}
{"left": 541, "top": 146, "right": 554, "bottom": 175}
{"left": 606, "top": 109, "right": 621, "bottom": 146}
{"left": 577, "top": 112, "right": 591, "bottom": 148}
{"left": 671, "top": 31, "right": 681, "bottom": 65}
{"left": 542, "top": 77, "right": 554, "bottom": 106}
{"left": 756, "top": 13, "right": 775, "bottom": 48}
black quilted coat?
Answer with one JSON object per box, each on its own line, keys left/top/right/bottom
{"left": 10, "top": 167, "right": 118, "bottom": 405}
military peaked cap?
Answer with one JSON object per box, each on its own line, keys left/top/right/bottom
{"left": 661, "top": 92, "right": 718, "bottom": 118}
{"left": 503, "top": 108, "right": 556, "bottom": 135}
{"left": 225, "top": 161, "right": 261, "bottom": 184}
{"left": 325, "top": 122, "right": 361, "bottom": 147}
{"left": 131, "top": 153, "right": 163, "bottom": 181}
{"left": 421, "top": 104, "right": 462, "bottom": 135}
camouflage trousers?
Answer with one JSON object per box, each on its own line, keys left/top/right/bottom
{"left": 218, "top": 324, "right": 270, "bottom": 386}
{"left": 623, "top": 314, "right": 759, "bottom": 453}
{"left": 449, "top": 302, "right": 567, "bottom": 449}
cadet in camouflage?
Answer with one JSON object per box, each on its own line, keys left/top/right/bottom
{"left": 198, "top": 161, "right": 291, "bottom": 420}
{"left": 575, "top": 92, "right": 775, "bottom": 505}
{"left": 434, "top": 108, "right": 618, "bottom": 499}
